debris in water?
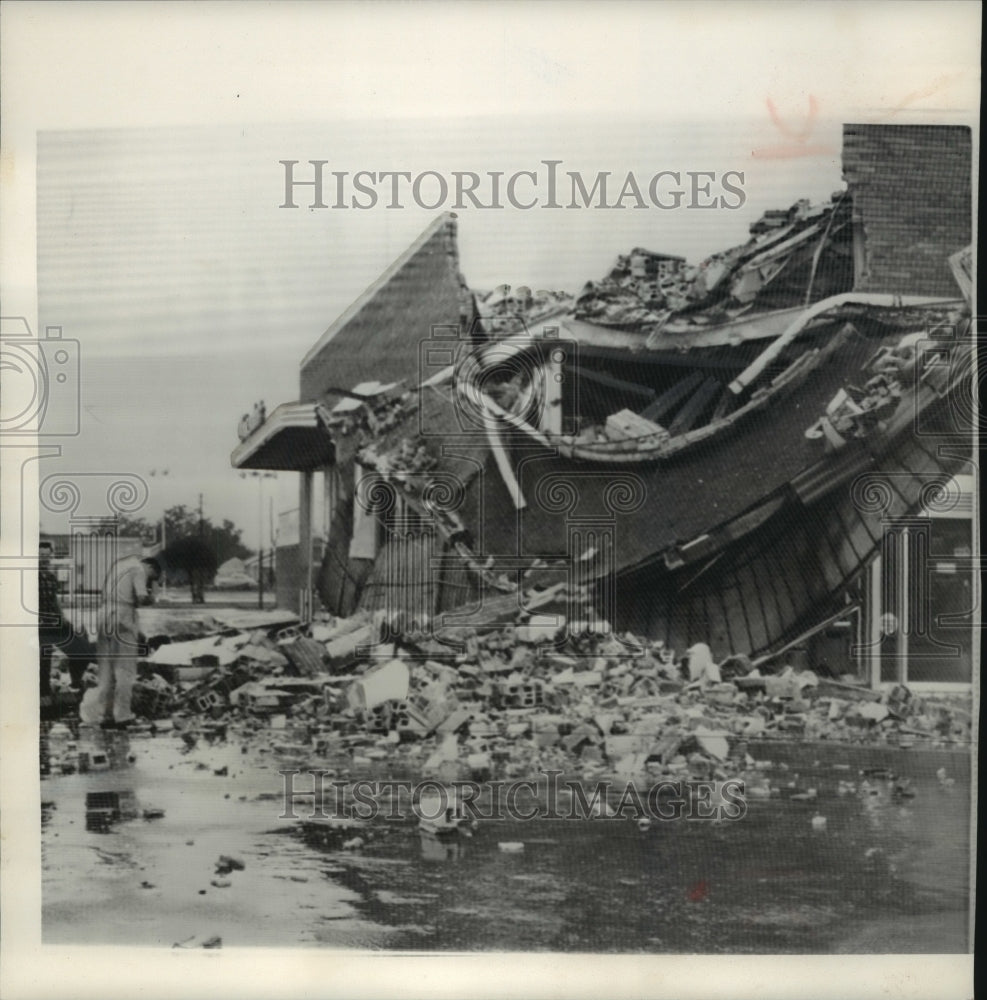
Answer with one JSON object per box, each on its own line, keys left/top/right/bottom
{"left": 215, "top": 854, "right": 246, "bottom": 874}
{"left": 173, "top": 933, "right": 222, "bottom": 949}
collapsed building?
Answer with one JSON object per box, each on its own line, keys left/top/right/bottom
{"left": 231, "top": 123, "right": 975, "bottom": 693}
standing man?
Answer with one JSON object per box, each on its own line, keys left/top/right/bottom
{"left": 94, "top": 555, "right": 161, "bottom": 729}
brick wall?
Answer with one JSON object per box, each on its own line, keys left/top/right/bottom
{"left": 842, "top": 124, "right": 971, "bottom": 296}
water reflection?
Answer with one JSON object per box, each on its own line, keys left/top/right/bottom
{"left": 419, "top": 832, "right": 466, "bottom": 863}
{"left": 41, "top": 736, "right": 971, "bottom": 953}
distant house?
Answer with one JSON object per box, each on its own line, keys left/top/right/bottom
{"left": 211, "top": 556, "right": 255, "bottom": 590}
{"left": 216, "top": 556, "right": 246, "bottom": 577}
{"left": 233, "top": 124, "right": 974, "bottom": 690}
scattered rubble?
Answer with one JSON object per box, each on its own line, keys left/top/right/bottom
{"left": 573, "top": 196, "right": 853, "bottom": 333}
{"left": 85, "top": 791, "right": 139, "bottom": 832}
{"left": 47, "top": 610, "right": 972, "bottom": 804}
{"left": 477, "top": 286, "right": 573, "bottom": 336}
{"left": 322, "top": 381, "right": 419, "bottom": 447}
{"left": 215, "top": 855, "right": 246, "bottom": 874}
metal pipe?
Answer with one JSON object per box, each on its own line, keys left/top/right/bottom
{"left": 803, "top": 191, "right": 849, "bottom": 307}
{"left": 727, "top": 293, "right": 959, "bottom": 395}
{"left": 480, "top": 393, "right": 526, "bottom": 509}
{"left": 750, "top": 603, "right": 857, "bottom": 669}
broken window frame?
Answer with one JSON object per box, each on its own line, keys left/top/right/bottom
{"left": 862, "top": 473, "right": 976, "bottom": 691}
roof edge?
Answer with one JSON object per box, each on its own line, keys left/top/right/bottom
{"left": 300, "top": 212, "right": 459, "bottom": 372}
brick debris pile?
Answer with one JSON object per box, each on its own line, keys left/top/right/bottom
{"left": 45, "top": 609, "right": 972, "bottom": 787}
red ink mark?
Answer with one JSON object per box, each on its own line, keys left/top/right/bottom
{"left": 879, "top": 73, "right": 962, "bottom": 122}
{"left": 687, "top": 879, "right": 708, "bottom": 902}
{"left": 767, "top": 95, "right": 819, "bottom": 143}
{"left": 752, "top": 95, "right": 835, "bottom": 160}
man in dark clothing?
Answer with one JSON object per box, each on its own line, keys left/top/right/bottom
{"left": 38, "top": 541, "right": 70, "bottom": 701}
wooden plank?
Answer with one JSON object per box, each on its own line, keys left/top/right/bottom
{"left": 666, "top": 608, "right": 691, "bottom": 656}
{"left": 761, "top": 530, "right": 814, "bottom": 623}
{"left": 640, "top": 370, "right": 704, "bottom": 422}
{"left": 717, "top": 573, "right": 760, "bottom": 655}
{"left": 732, "top": 562, "right": 774, "bottom": 652}
{"left": 725, "top": 569, "right": 758, "bottom": 654}
{"left": 731, "top": 536, "right": 797, "bottom": 634}
{"left": 791, "top": 446, "right": 873, "bottom": 505}
{"left": 604, "top": 409, "right": 670, "bottom": 447}
{"left": 835, "top": 487, "right": 884, "bottom": 548}
{"left": 869, "top": 451, "right": 934, "bottom": 519}
{"left": 636, "top": 586, "right": 670, "bottom": 647}
{"left": 790, "top": 526, "right": 831, "bottom": 604}
{"left": 710, "top": 387, "right": 740, "bottom": 422}
{"left": 690, "top": 590, "right": 713, "bottom": 648}
{"left": 668, "top": 377, "right": 723, "bottom": 435}
{"left": 810, "top": 527, "right": 849, "bottom": 594}
{"left": 707, "top": 582, "right": 742, "bottom": 657}
{"left": 823, "top": 504, "right": 871, "bottom": 579}
{"left": 572, "top": 365, "right": 656, "bottom": 402}
{"left": 830, "top": 500, "right": 875, "bottom": 563}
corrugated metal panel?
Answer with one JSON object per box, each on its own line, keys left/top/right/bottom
{"left": 611, "top": 408, "right": 965, "bottom": 657}
{"left": 360, "top": 528, "right": 437, "bottom": 626}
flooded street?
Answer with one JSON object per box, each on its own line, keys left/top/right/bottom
{"left": 42, "top": 733, "right": 970, "bottom": 953}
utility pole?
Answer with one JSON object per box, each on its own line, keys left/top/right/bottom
{"left": 239, "top": 471, "right": 276, "bottom": 609}
{"left": 198, "top": 493, "right": 204, "bottom": 537}
{"left": 258, "top": 476, "right": 264, "bottom": 610}
{"left": 148, "top": 469, "right": 170, "bottom": 600}
{"left": 161, "top": 514, "right": 168, "bottom": 599}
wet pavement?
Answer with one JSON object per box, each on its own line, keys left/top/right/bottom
{"left": 42, "top": 732, "right": 970, "bottom": 952}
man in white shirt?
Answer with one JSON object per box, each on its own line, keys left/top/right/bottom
{"left": 94, "top": 556, "right": 161, "bottom": 729}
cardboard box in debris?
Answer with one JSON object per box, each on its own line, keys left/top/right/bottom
{"left": 66, "top": 607, "right": 972, "bottom": 776}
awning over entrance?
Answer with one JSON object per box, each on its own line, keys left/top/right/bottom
{"left": 231, "top": 402, "right": 335, "bottom": 471}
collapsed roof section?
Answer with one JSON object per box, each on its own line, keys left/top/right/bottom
{"left": 232, "top": 125, "right": 974, "bottom": 659}
{"left": 474, "top": 303, "right": 971, "bottom": 573}
{"left": 572, "top": 194, "right": 854, "bottom": 342}
{"left": 299, "top": 212, "right": 477, "bottom": 423}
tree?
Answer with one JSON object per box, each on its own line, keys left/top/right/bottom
{"left": 162, "top": 506, "right": 251, "bottom": 565}
{"left": 163, "top": 536, "right": 218, "bottom": 605}
{"left": 97, "top": 513, "right": 158, "bottom": 544}
{"left": 94, "top": 505, "right": 252, "bottom": 603}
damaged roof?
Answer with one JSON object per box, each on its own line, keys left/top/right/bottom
{"left": 300, "top": 212, "right": 475, "bottom": 406}
{"left": 477, "top": 318, "right": 952, "bottom": 575}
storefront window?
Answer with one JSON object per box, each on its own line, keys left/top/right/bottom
{"left": 877, "top": 515, "right": 974, "bottom": 685}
